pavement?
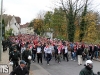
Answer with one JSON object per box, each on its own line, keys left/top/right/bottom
{"left": 0, "top": 49, "right": 51, "bottom": 75}
{"left": 0, "top": 49, "right": 100, "bottom": 75}
{"left": 0, "top": 48, "right": 12, "bottom": 75}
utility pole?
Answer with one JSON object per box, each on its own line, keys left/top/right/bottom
{"left": 0, "top": 0, "right": 3, "bottom": 61}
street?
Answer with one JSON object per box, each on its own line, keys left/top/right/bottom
{"left": 0, "top": 50, "right": 100, "bottom": 75}
{"left": 30, "top": 57, "right": 100, "bottom": 75}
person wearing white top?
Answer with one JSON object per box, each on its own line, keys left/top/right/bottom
{"left": 36, "top": 43, "right": 42, "bottom": 64}
{"left": 21, "top": 46, "right": 26, "bottom": 59}
{"left": 45, "top": 43, "right": 52, "bottom": 65}
{"left": 63, "top": 44, "right": 69, "bottom": 62}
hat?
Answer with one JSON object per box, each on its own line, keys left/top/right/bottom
{"left": 20, "top": 60, "right": 26, "bottom": 64}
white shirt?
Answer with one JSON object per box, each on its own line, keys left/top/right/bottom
{"left": 44, "top": 47, "right": 48, "bottom": 53}
{"left": 65, "top": 46, "right": 68, "bottom": 53}
{"left": 37, "top": 47, "right": 41, "bottom": 53}
{"left": 21, "top": 47, "right": 26, "bottom": 53}
{"left": 46, "top": 46, "right": 52, "bottom": 54}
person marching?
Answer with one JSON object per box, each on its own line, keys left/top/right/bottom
{"left": 21, "top": 45, "right": 26, "bottom": 59}
{"left": 54, "top": 43, "right": 58, "bottom": 61}
{"left": 45, "top": 43, "right": 52, "bottom": 65}
{"left": 63, "top": 43, "right": 69, "bottom": 62}
{"left": 77, "top": 45, "right": 83, "bottom": 65}
{"left": 22, "top": 47, "right": 32, "bottom": 70}
{"left": 10, "top": 60, "right": 29, "bottom": 75}
{"left": 9, "top": 48, "right": 20, "bottom": 70}
{"left": 36, "top": 42, "right": 43, "bottom": 64}
{"left": 32, "top": 44, "right": 37, "bottom": 62}
{"left": 9, "top": 43, "right": 17, "bottom": 55}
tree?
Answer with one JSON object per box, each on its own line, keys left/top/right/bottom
{"left": 51, "top": 7, "right": 67, "bottom": 39}
{"left": 44, "top": 11, "right": 53, "bottom": 31}
{"left": 5, "top": 28, "right": 13, "bottom": 39}
{"left": 60, "top": 0, "right": 89, "bottom": 42}
{"left": 33, "top": 19, "right": 44, "bottom": 35}
{"left": 79, "top": 0, "right": 88, "bottom": 42}
{"left": 83, "top": 12, "right": 98, "bottom": 42}
{"left": 28, "top": 21, "right": 33, "bottom": 27}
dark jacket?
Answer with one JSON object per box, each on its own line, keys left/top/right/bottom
{"left": 9, "top": 45, "right": 17, "bottom": 54}
{"left": 54, "top": 45, "right": 58, "bottom": 54}
{"left": 10, "top": 65, "right": 29, "bottom": 75}
{"left": 94, "top": 46, "right": 98, "bottom": 52}
{"left": 32, "top": 47, "right": 36, "bottom": 54}
{"left": 77, "top": 48, "right": 83, "bottom": 55}
{"left": 16, "top": 43, "right": 22, "bottom": 52}
{"left": 79, "top": 67, "right": 95, "bottom": 75}
{"left": 22, "top": 50, "right": 31, "bottom": 63}
{"left": 9, "top": 51, "right": 20, "bottom": 61}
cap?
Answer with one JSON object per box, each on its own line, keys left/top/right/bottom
{"left": 20, "top": 60, "right": 26, "bottom": 65}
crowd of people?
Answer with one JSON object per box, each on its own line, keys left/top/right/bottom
{"left": 2, "top": 34, "right": 100, "bottom": 74}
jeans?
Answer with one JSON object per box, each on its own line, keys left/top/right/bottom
{"left": 73, "top": 52, "right": 76, "bottom": 60}
{"left": 71, "top": 52, "right": 75, "bottom": 60}
{"left": 47, "top": 53, "right": 51, "bottom": 64}
{"left": 95, "top": 51, "right": 98, "bottom": 58}
{"left": 37, "top": 53, "right": 42, "bottom": 63}
{"left": 32, "top": 53, "right": 36, "bottom": 61}
{"left": 64, "top": 53, "right": 69, "bottom": 61}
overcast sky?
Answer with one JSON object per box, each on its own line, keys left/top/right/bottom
{"left": 3, "top": 0, "right": 100, "bottom": 24}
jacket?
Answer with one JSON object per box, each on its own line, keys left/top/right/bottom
{"left": 79, "top": 67, "right": 95, "bottom": 75}
{"left": 77, "top": 48, "right": 83, "bottom": 55}
{"left": 9, "top": 51, "right": 20, "bottom": 61}
{"left": 10, "top": 65, "right": 29, "bottom": 75}
{"left": 22, "top": 50, "right": 31, "bottom": 63}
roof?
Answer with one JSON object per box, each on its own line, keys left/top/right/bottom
{"left": 20, "top": 23, "right": 30, "bottom": 28}
{"left": 11, "top": 15, "right": 21, "bottom": 24}
{"left": 15, "top": 17, "right": 21, "bottom": 24}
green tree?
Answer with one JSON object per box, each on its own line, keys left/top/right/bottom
{"left": 44, "top": 11, "right": 53, "bottom": 31}
{"left": 79, "top": 0, "right": 88, "bottom": 42}
{"left": 33, "top": 19, "right": 44, "bottom": 35}
{"left": 51, "top": 7, "right": 67, "bottom": 39}
{"left": 83, "top": 12, "right": 98, "bottom": 42}
{"left": 28, "top": 21, "right": 33, "bottom": 27}
{"left": 5, "top": 28, "right": 13, "bottom": 39}
{"left": 61, "top": 0, "right": 89, "bottom": 42}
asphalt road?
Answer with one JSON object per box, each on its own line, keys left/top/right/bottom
{"left": 0, "top": 50, "right": 100, "bottom": 75}
{"left": 30, "top": 57, "right": 100, "bottom": 75}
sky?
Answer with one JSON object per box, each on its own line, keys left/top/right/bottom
{"left": 2, "top": 0, "right": 100, "bottom": 24}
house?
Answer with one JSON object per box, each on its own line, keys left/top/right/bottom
{"left": 5, "top": 15, "right": 21, "bottom": 35}
{"left": 20, "top": 23, "right": 34, "bottom": 34}
{"left": 44, "top": 28, "right": 53, "bottom": 39}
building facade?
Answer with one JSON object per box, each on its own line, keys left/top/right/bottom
{"left": 20, "top": 23, "right": 34, "bottom": 34}
{"left": 5, "top": 15, "right": 20, "bottom": 35}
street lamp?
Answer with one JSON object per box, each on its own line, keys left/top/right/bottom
{"left": 0, "top": 0, "right": 3, "bottom": 61}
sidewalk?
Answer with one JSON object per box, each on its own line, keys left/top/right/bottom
{"left": 0, "top": 50, "right": 34, "bottom": 75}
{"left": 0, "top": 49, "right": 12, "bottom": 75}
